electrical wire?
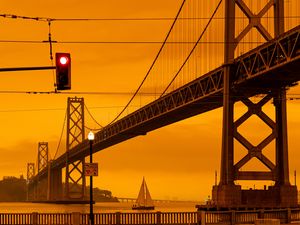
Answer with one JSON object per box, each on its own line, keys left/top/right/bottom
{"left": 0, "top": 90, "right": 162, "bottom": 95}
{"left": 45, "top": 21, "right": 57, "bottom": 91}
{"left": 0, "top": 40, "right": 269, "bottom": 44}
{"left": 0, "top": 14, "right": 49, "bottom": 22}
{"left": 0, "top": 40, "right": 43, "bottom": 43}
{"left": 49, "top": 16, "right": 300, "bottom": 21}
{"left": 0, "top": 108, "right": 65, "bottom": 113}
{"left": 0, "top": 105, "right": 141, "bottom": 113}
{"left": 1, "top": 13, "right": 300, "bottom": 22}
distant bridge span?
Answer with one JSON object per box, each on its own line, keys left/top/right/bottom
{"left": 117, "top": 197, "right": 198, "bottom": 203}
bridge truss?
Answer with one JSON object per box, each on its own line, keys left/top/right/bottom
{"left": 29, "top": 0, "right": 300, "bottom": 207}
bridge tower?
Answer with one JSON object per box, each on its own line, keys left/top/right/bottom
{"left": 38, "top": 142, "right": 49, "bottom": 173}
{"left": 212, "top": 0, "right": 298, "bottom": 208}
{"left": 27, "top": 163, "right": 35, "bottom": 181}
{"left": 35, "top": 142, "right": 49, "bottom": 200}
{"left": 26, "top": 163, "right": 35, "bottom": 201}
{"left": 65, "top": 97, "right": 86, "bottom": 200}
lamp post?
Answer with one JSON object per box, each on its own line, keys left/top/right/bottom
{"left": 88, "top": 131, "right": 95, "bottom": 225}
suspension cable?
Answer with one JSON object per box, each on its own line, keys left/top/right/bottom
{"left": 107, "top": 0, "right": 187, "bottom": 126}
{"left": 84, "top": 103, "right": 103, "bottom": 129}
{"left": 160, "top": 0, "right": 223, "bottom": 97}
{"left": 53, "top": 109, "right": 67, "bottom": 159}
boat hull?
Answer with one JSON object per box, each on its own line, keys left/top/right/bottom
{"left": 132, "top": 206, "right": 155, "bottom": 210}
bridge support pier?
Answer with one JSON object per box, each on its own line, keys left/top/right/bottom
{"left": 212, "top": 184, "right": 241, "bottom": 207}
{"left": 48, "top": 166, "right": 63, "bottom": 201}
{"left": 210, "top": 0, "right": 298, "bottom": 209}
{"left": 36, "top": 177, "right": 49, "bottom": 201}
{"left": 27, "top": 181, "right": 38, "bottom": 201}
{"left": 212, "top": 89, "right": 298, "bottom": 208}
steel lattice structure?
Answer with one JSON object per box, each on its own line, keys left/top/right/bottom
{"left": 39, "top": 24, "right": 300, "bottom": 173}
{"left": 65, "top": 97, "right": 86, "bottom": 200}
{"left": 37, "top": 142, "right": 49, "bottom": 173}
{"left": 27, "top": 163, "right": 35, "bottom": 181}
{"left": 31, "top": 0, "right": 300, "bottom": 208}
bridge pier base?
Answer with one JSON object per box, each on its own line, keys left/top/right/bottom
{"left": 268, "top": 185, "right": 298, "bottom": 207}
{"left": 211, "top": 184, "right": 298, "bottom": 209}
{"left": 212, "top": 184, "right": 241, "bottom": 208}
{"left": 49, "top": 167, "right": 63, "bottom": 201}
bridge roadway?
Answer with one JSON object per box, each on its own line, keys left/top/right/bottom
{"left": 35, "top": 25, "right": 300, "bottom": 180}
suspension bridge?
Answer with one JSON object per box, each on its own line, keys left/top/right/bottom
{"left": 26, "top": 0, "right": 300, "bottom": 209}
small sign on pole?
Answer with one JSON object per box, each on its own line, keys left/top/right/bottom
{"left": 84, "top": 163, "right": 98, "bottom": 176}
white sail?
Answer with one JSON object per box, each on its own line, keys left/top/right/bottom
{"left": 136, "top": 178, "right": 146, "bottom": 206}
{"left": 144, "top": 180, "right": 154, "bottom": 206}
{"left": 135, "top": 177, "right": 154, "bottom": 207}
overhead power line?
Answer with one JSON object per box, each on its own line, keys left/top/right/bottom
{"left": 0, "top": 14, "right": 49, "bottom": 22}
{"left": 0, "top": 90, "right": 162, "bottom": 95}
{"left": 0, "top": 40, "right": 269, "bottom": 44}
{"left": 0, "top": 105, "right": 141, "bottom": 113}
{"left": 1, "top": 13, "right": 300, "bottom": 22}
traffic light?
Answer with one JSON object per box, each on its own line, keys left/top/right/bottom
{"left": 55, "top": 53, "right": 71, "bottom": 90}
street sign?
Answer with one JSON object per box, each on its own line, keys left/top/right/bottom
{"left": 84, "top": 163, "right": 98, "bottom": 176}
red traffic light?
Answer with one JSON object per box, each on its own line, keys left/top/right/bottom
{"left": 59, "top": 56, "right": 69, "bottom": 65}
{"left": 55, "top": 53, "right": 71, "bottom": 90}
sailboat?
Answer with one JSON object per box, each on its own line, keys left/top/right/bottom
{"left": 132, "top": 177, "right": 155, "bottom": 210}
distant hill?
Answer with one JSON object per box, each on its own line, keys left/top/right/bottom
{"left": 86, "top": 187, "right": 119, "bottom": 202}
{"left": 0, "top": 176, "right": 27, "bottom": 201}
{"left": 0, "top": 176, "right": 118, "bottom": 202}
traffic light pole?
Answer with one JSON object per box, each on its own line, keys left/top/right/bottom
{"left": 1, "top": 52, "right": 71, "bottom": 90}
{"left": 0, "top": 66, "right": 56, "bottom": 72}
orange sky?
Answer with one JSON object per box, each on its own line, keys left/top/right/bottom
{"left": 0, "top": 0, "right": 300, "bottom": 202}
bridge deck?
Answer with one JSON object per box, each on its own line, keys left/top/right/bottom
{"left": 34, "top": 25, "right": 300, "bottom": 180}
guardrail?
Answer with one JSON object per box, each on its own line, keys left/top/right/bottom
{"left": 0, "top": 208, "right": 299, "bottom": 225}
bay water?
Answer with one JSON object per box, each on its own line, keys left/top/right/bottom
{"left": 0, "top": 202, "right": 200, "bottom": 213}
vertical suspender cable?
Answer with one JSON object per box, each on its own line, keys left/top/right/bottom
{"left": 108, "top": 0, "right": 188, "bottom": 125}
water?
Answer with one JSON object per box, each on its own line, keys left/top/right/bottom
{"left": 0, "top": 202, "right": 199, "bottom": 213}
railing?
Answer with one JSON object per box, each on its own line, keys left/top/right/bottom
{"left": 0, "top": 209, "right": 300, "bottom": 225}
{"left": 235, "top": 210, "right": 258, "bottom": 224}
{"left": 160, "top": 212, "right": 197, "bottom": 225}
{"left": 37, "top": 213, "right": 72, "bottom": 225}
{"left": 0, "top": 213, "right": 32, "bottom": 225}
{"left": 205, "top": 211, "right": 230, "bottom": 224}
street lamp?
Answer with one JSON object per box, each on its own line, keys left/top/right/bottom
{"left": 88, "top": 131, "right": 95, "bottom": 225}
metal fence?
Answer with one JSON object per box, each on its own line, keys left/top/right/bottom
{"left": 0, "top": 208, "right": 299, "bottom": 225}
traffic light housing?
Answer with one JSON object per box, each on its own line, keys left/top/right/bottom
{"left": 55, "top": 53, "right": 71, "bottom": 90}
